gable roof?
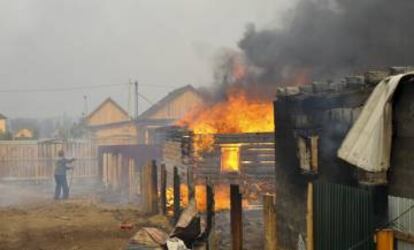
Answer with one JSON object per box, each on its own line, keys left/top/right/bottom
{"left": 138, "top": 85, "right": 204, "bottom": 119}
{"left": 0, "top": 114, "right": 6, "bottom": 119}
{"left": 86, "top": 97, "right": 129, "bottom": 122}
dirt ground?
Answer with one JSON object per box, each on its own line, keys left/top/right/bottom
{"left": 0, "top": 182, "right": 170, "bottom": 250}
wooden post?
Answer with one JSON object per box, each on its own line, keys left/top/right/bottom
{"left": 376, "top": 229, "right": 394, "bottom": 250}
{"left": 142, "top": 160, "right": 158, "bottom": 214}
{"left": 112, "top": 153, "right": 118, "bottom": 190}
{"left": 141, "top": 162, "right": 148, "bottom": 211}
{"left": 187, "top": 167, "right": 195, "bottom": 202}
{"left": 107, "top": 153, "right": 113, "bottom": 189}
{"left": 306, "top": 182, "right": 314, "bottom": 250}
{"left": 151, "top": 160, "right": 159, "bottom": 214}
{"left": 230, "top": 184, "right": 243, "bottom": 250}
{"left": 173, "top": 166, "right": 181, "bottom": 223}
{"left": 128, "top": 157, "right": 135, "bottom": 200}
{"left": 121, "top": 154, "right": 129, "bottom": 195}
{"left": 206, "top": 179, "right": 216, "bottom": 250}
{"left": 142, "top": 161, "right": 152, "bottom": 214}
{"left": 160, "top": 163, "right": 167, "bottom": 215}
{"left": 263, "top": 194, "right": 277, "bottom": 250}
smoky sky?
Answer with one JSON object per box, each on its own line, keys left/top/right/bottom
{"left": 239, "top": 0, "right": 414, "bottom": 84}
{"left": 0, "top": 0, "right": 295, "bottom": 118}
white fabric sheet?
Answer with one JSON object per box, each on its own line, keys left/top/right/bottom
{"left": 338, "top": 72, "right": 414, "bottom": 172}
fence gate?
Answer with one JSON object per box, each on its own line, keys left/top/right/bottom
{"left": 314, "top": 182, "right": 375, "bottom": 250}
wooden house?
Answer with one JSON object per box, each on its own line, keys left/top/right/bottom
{"left": 86, "top": 85, "right": 205, "bottom": 146}
{"left": 136, "top": 85, "right": 205, "bottom": 144}
{"left": 14, "top": 128, "right": 34, "bottom": 139}
{"left": 162, "top": 129, "right": 275, "bottom": 209}
{"left": 85, "top": 98, "right": 137, "bottom": 145}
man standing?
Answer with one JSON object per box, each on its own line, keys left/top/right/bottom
{"left": 54, "top": 150, "right": 76, "bottom": 200}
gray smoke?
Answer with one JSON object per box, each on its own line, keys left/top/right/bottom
{"left": 238, "top": 0, "right": 414, "bottom": 85}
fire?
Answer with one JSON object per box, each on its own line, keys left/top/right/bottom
{"left": 165, "top": 184, "right": 189, "bottom": 214}
{"left": 195, "top": 184, "right": 230, "bottom": 211}
{"left": 220, "top": 145, "right": 241, "bottom": 172}
{"left": 195, "top": 183, "right": 249, "bottom": 211}
{"left": 177, "top": 88, "right": 274, "bottom": 154}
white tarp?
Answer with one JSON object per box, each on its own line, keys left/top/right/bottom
{"left": 338, "top": 72, "right": 414, "bottom": 172}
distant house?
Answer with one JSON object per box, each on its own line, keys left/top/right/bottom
{"left": 0, "top": 114, "right": 7, "bottom": 134}
{"left": 85, "top": 98, "right": 136, "bottom": 145}
{"left": 14, "top": 128, "right": 33, "bottom": 139}
{"left": 86, "top": 85, "right": 205, "bottom": 145}
{"left": 136, "top": 85, "right": 205, "bottom": 144}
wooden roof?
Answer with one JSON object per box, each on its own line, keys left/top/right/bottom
{"left": 138, "top": 85, "right": 203, "bottom": 119}
{"left": 86, "top": 97, "right": 130, "bottom": 124}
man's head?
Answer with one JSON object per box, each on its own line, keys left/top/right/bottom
{"left": 58, "top": 150, "right": 64, "bottom": 157}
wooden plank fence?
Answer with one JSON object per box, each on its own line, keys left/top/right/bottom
{"left": 0, "top": 139, "right": 98, "bottom": 181}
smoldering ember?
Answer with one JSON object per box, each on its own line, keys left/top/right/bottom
{"left": 1, "top": 1, "right": 414, "bottom": 250}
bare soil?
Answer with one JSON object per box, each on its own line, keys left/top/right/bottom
{"left": 0, "top": 183, "right": 170, "bottom": 250}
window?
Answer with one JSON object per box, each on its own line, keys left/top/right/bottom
{"left": 220, "top": 144, "right": 241, "bottom": 172}
{"left": 297, "top": 135, "right": 319, "bottom": 173}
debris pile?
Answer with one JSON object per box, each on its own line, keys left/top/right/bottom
{"left": 128, "top": 200, "right": 206, "bottom": 250}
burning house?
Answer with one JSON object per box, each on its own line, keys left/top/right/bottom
{"left": 275, "top": 68, "right": 414, "bottom": 250}
{"left": 161, "top": 88, "right": 275, "bottom": 210}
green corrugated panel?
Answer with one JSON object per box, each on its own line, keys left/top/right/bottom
{"left": 314, "top": 182, "right": 375, "bottom": 250}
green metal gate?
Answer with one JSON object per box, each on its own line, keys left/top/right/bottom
{"left": 314, "top": 182, "right": 375, "bottom": 250}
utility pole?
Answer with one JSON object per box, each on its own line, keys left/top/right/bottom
{"left": 83, "top": 95, "right": 88, "bottom": 118}
{"left": 134, "top": 81, "right": 139, "bottom": 120}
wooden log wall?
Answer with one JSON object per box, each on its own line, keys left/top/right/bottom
{"left": 162, "top": 132, "right": 276, "bottom": 204}
{"left": 194, "top": 142, "right": 275, "bottom": 181}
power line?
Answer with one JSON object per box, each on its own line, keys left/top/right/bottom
{"left": 0, "top": 82, "right": 178, "bottom": 93}
{"left": 0, "top": 83, "right": 127, "bottom": 93}
{"left": 137, "top": 91, "right": 154, "bottom": 105}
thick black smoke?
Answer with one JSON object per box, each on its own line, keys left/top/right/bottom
{"left": 238, "top": 0, "right": 414, "bottom": 85}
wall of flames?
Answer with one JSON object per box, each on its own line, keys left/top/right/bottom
{"left": 177, "top": 88, "right": 274, "bottom": 155}
{"left": 173, "top": 87, "right": 274, "bottom": 210}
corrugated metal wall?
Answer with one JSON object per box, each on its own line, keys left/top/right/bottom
{"left": 389, "top": 196, "right": 414, "bottom": 250}
{"left": 314, "top": 182, "right": 375, "bottom": 250}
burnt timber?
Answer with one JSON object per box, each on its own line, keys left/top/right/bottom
{"left": 162, "top": 129, "right": 275, "bottom": 196}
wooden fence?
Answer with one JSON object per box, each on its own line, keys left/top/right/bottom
{"left": 98, "top": 144, "right": 161, "bottom": 200}
{"left": 0, "top": 139, "right": 98, "bottom": 181}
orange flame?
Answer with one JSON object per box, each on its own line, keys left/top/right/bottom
{"left": 195, "top": 184, "right": 250, "bottom": 211}
{"left": 220, "top": 145, "right": 241, "bottom": 172}
{"left": 177, "top": 88, "right": 274, "bottom": 154}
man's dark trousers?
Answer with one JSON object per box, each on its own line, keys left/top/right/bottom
{"left": 54, "top": 174, "right": 69, "bottom": 199}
